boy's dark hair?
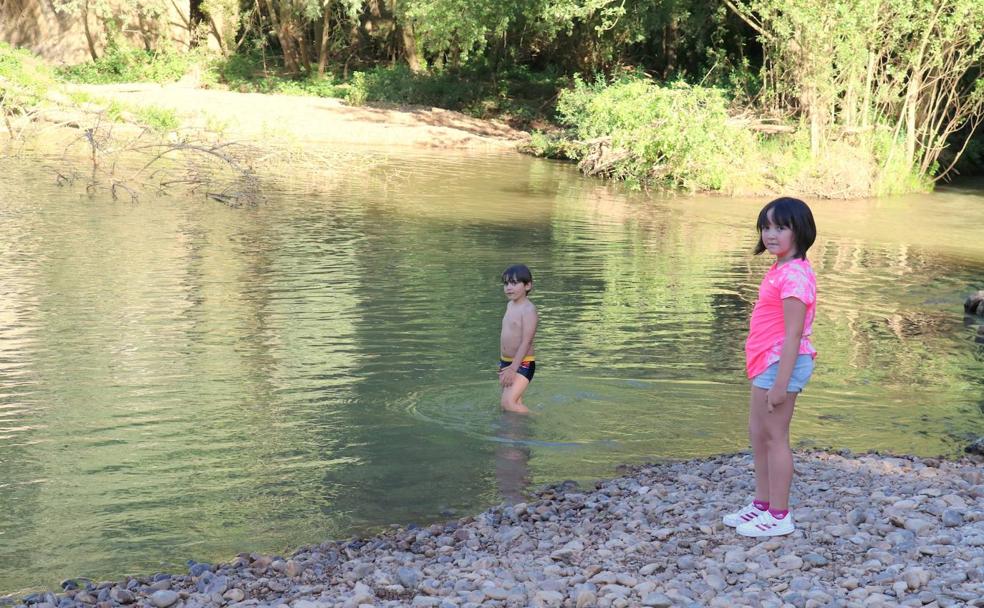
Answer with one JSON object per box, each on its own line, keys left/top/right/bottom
{"left": 502, "top": 264, "right": 533, "bottom": 292}
{"left": 754, "top": 197, "right": 817, "bottom": 259}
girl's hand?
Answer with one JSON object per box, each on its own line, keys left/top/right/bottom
{"left": 766, "top": 386, "right": 786, "bottom": 412}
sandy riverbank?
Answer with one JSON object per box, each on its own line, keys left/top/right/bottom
{"left": 2, "top": 83, "right": 531, "bottom": 201}
{"left": 5, "top": 450, "right": 983, "bottom": 608}
{"left": 50, "top": 83, "right": 529, "bottom": 151}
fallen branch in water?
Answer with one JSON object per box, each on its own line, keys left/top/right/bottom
{"left": 52, "top": 114, "right": 264, "bottom": 206}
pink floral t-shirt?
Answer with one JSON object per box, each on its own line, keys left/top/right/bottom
{"left": 745, "top": 258, "right": 817, "bottom": 379}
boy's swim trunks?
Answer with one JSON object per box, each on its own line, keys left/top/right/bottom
{"left": 499, "top": 357, "right": 536, "bottom": 382}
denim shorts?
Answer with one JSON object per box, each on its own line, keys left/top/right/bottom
{"left": 752, "top": 354, "right": 815, "bottom": 393}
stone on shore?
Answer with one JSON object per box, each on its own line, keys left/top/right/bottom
{"left": 7, "top": 451, "right": 984, "bottom": 608}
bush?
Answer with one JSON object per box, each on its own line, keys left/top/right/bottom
{"left": 214, "top": 52, "right": 346, "bottom": 98}
{"left": 555, "top": 74, "right": 758, "bottom": 191}
{"left": 339, "top": 64, "right": 565, "bottom": 128}
{"left": 520, "top": 130, "right": 583, "bottom": 159}
{"left": 58, "top": 38, "right": 209, "bottom": 84}
{"left": 134, "top": 105, "right": 179, "bottom": 132}
{"left": 0, "top": 42, "right": 55, "bottom": 113}
{"left": 345, "top": 65, "right": 477, "bottom": 108}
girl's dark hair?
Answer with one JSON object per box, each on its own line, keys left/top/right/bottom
{"left": 754, "top": 197, "right": 817, "bottom": 259}
{"left": 502, "top": 264, "right": 533, "bottom": 291}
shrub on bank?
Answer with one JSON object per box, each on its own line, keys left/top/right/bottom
{"left": 554, "top": 75, "right": 759, "bottom": 192}
{"left": 542, "top": 74, "right": 928, "bottom": 197}
{"left": 344, "top": 64, "right": 562, "bottom": 126}
{"left": 0, "top": 42, "right": 55, "bottom": 114}
{"left": 58, "top": 38, "right": 212, "bottom": 85}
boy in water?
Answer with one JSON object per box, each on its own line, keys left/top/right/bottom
{"left": 499, "top": 264, "right": 539, "bottom": 414}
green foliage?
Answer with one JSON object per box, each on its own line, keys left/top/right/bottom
{"left": 401, "top": 0, "right": 737, "bottom": 77}
{"left": 520, "top": 130, "right": 584, "bottom": 159}
{"left": 728, "top": 0, "right": 984, "bottom": 181}
{"left": 52, "top": 0, "right": 168, "bottom": 24}
{"left": 342, "top": 65, "right": 564, "bottom": 125}
{"left": 213, "top": 52, "right": 346, "bottom": 97}
{"left": 104, "top": 99, "right": 125, "bottom": 121}
{"left": 346, "top": 72, "right": 368, "bottom": 106}
{"left": 0, "top": 42, "right": 55, "bottom": 113}
{"left": 58, "top": 36, "right": 211, "bottom": 84}
{"left": 554, "top": 74, "right": 757, "bottom": 191}
{"left": 868, "top": 129, "right": 933, "bottom": 195}
{"left": 346, "top": 65, "right": 476, "bottom": 107}
{"left": 133, "top": 105, "right": 179, "bottom": 132}
{"left": 403, "top": 0, "right": 515, "bottom": 63}
{"left": 71, "top": 93, "right": 180, "bottom": 133}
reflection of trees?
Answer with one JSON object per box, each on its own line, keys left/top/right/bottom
{"left": 811, "top": 238, "right": 982, "bottom": 390}
{"left": 547, "top": 192, "right": 754, "bottom": 380}
{"left": 0, "top": 182, "right": 45, "bottom": 593}
{"left": 310, "top": 152, "right": 586, "bottom": 527}
{"left": 0, "top": 173, "right": 378, "bottom": 589}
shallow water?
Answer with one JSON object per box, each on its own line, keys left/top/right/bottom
{"left": 1, "top": 149, "right": 983, "bottom": 593}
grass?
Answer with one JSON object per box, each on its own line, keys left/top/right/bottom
{"left": 0, "top": 42, "right": 56, "bottom": 113}
{"left": 133, "top": 105, "right": 180, "bottom": 132}
{"left": 57, "top": 38, "right": 214, "bottom": 85}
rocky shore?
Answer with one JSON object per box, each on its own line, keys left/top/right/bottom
{"left": 5, "top": 451, "right": 983, "bottom": 608}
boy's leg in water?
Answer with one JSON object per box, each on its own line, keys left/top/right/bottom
{"left": 749, "top": 385, "right": 798, "bottom": 510}
{"left": 501, "top": 374, "right": 531, "bottom": 414}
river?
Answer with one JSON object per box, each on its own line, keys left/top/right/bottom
{"left": 1, "top": 149, "right": 982, "bottom": 594}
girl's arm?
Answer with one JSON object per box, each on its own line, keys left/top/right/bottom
{"left": 767, "top": 297, "right": 807, "bottom": 411}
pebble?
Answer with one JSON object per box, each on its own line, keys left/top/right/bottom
{"left": 7, "top": 451, "right": 983, "bottom": 608}
{"left": 148, "top": 591, "right": 178, "bottom": 608}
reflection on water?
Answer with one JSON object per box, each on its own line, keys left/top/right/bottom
{"left": 494, "top": 413, "right": 532, "bottom": 505}
{"left": 0, "top": 150, "right": 983, "bottom": 593}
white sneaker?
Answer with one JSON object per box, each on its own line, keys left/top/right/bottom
{"left": 723, "top": 502, "right": 768, "bottom": 527}
{"left": 736, "top": 510, "right": 795, "bottom": 537}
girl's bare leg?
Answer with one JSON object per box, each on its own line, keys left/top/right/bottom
{"left": 750, "top": 385, "right": 798, "bottom": 510}
{"left": 748, "top": 387, "right": 771, "bottom": 503}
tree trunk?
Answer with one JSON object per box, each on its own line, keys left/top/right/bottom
{"left": 861, "top": 51, "right": 875, "bottom": 130}
{"left": 262, "top": 0, "right": 299, "bottom": 73}
{"left": 904, "top": 72, "right": 920, "bottom": 167}
{"left": 296, "top": 20, "right": 312, "bottom": 72}
{"left": 207, "top": 15, "right": 225, "bottom": 53}
{"left": 399, "top": 21, "right": 422, "bottom": 72}
{"left": 662, "top": 20, "right": 678, "bottom": 79}
{"left": 189, "top": 0, "right": 206, "bottom": 45}
{"left": 809, "top": 95, "right": 822, "bottom": 157}
{"left": 82, "top": 0, "right": 99, "bottom": 61}
{"left": 318, "top": 3, "right": 331, "bottom": 76}
{"left": 843, "top": 78, "right": 856, "bottom": 130}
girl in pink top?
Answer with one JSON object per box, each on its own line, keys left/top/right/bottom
{"left": 724, "top": 197, "right": 817, "bottom": 538}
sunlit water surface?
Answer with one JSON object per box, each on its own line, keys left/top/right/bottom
{"left": 1, "top": 149, "right": 983, "bottom": 593}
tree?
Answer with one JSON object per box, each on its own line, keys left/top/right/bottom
{"left": 725, "top": 0, "right": 984, "bottom": 181}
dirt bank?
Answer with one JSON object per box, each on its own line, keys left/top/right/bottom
{"left": 67, "top": 83, "right": 530, "bottom": 150}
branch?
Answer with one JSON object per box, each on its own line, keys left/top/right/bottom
{"left": 721, "top": 0, "right": 773, "bottom": 42}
